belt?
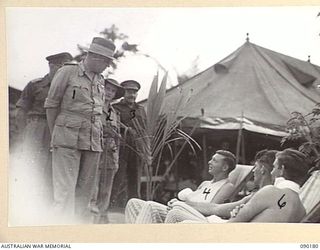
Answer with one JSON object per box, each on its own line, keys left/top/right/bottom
{"left": 60, "top": 110, "right": 101, "bottom": 123}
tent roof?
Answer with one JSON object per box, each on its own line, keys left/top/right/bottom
{"left": 155, "top": 41, "right": 320, "bottom": 136}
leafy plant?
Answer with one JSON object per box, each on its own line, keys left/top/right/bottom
{"left": 132, "top": 72, "right": 201, "bottom": 200}
{"left": 281, "top": 103, "right": 320, "bottom": 171}
{"left": 74, "top": 24, "right": 139, "bottom": 74}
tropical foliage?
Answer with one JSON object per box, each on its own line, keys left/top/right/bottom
{"left": 132, "top": 72, "right": 201, "bottom": 200}
{"left": 281, "top": 103, "right": 320, "bottom": 171}
{"left": 74, "top": 24, "right": 139, "bottom": 73}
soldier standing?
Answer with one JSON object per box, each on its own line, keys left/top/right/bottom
{"left": 44, "top": 37, "right": 116, "bottom": 223}
{"left": 111, "top": 80, "right": 147, "bottom": 208}
{"left": 15, "top": 52, "right": 72, "bottom": 207}
{"left": 91, "top": 78, "right": 124, "bottom": 223}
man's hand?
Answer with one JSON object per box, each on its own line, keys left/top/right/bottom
{"left": 230, "top": 204, "right": 245, "bottom": 218}
{"left": 167, "top": 198, "right": 179, "bottom": 211}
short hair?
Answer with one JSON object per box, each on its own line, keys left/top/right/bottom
{"left": 275, "top": 149, "right": 309, "bottom": 185}
{"left": 255, "top": 149, "right": 278, "bottom": 172}
{"left": 216, "top": 150, "right": 236, "bottom": 173}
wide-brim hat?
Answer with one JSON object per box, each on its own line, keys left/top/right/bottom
{"left": 120, "top": 80, "right": 141, "bottom": 91}
{"left": 46, "top": 52, "right": 73, "bottom": 65}
{"left": 83, "top": 37, "right": 116, "bottom": 60}
{"left": 105, "top": 78, "right": 124, "bottom": 100}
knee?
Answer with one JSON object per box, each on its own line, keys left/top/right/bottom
{"left": 125, "top": 198, "right": 141, "bottom": 211}
{"left": 165, "top": 209, "right": 179, "bottom": 223}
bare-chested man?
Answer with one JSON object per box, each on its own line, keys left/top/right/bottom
{"left": 164, "top": 149, "right": 277, "bottom": 223}
{"left": 229, "top": 149, "right": 308, "bottom": 223}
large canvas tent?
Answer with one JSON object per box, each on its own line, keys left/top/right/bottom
{"left": 144, "top": 39, "right": 320, "bottom": 175}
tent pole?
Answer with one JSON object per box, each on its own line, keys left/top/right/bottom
{"left": 202, "top": 134, "right": 207, "bottom": 174}
{"left": 241, "top": 131, "right": 246, "bottom": 164}
{"left": 236, "top": 111, "right": 244, "bottom": 164}
{"left": 236, "top": 129, "right": 242, "bottom": 164}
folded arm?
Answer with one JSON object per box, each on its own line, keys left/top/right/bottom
{"left": 228, "top": 187, "right": 271, "bottom": 222}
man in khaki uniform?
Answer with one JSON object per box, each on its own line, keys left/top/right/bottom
{"left": 111, "top": 80, "right": 147, "bottom": 208}
{"left": 15, "top": 52, "right": 72, "bottom": 206}
{"left": 44, "top": 37, "right": 116, "bottom": 223}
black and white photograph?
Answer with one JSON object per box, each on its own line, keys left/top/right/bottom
{"left": 6, "top": 6, "right": 320, "bottom": 228}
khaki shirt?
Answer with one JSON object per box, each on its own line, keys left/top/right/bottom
{"left": 101, "top": 104, "right": 121, "bottom": 169}
{"left": 113, "top": 99, "right": 147, "bottom": 148}
{"left": 16, "top": 74, "right": 51, "bottom": 117}
{"left": 44, "top": 62, "right": 105, "bottom": 152}
{"left": 113, "top": 99, "right": 147, "bottom": 131}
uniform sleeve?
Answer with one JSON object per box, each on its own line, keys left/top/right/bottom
{"left": 137, "top": 105, "right": 147, "bottom": 129}
{"left": 44, "top": 66, "right": 71, "bottom": 108}
{"left": 16, "top": 81, "right": 34, "bottom": 111}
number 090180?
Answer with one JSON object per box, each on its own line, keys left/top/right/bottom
{"left": 300, "top": 244, "right": 319, "bottom": 248}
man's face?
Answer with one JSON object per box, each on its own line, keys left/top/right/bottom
{"left": 105, "top": 83, "right": 117, "bottom": 101}
{"left": 208, "top": 153, "right": 226, "bottom": 176}
{"left": 253, "top": 161, "right": 263, "bottom": 186}
{"left": 123, "top": 89, "right": 138, "bottom": 104}
{"left": 271, "top": 157, "right": 283, "bottom": 184}
{"left": 86, "top": 53, "right": 112, "bottom": 74}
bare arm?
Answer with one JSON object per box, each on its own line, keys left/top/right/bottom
{"left": 228, "top": 186, "right": 271, "bottom": 222}
{"left": 185, "top": 194, "right": 251, "bottom": 217}
{"left": 211, "top": 182, "right": 236, "bottom": 204}
{"left": 44, "top": 66, "right": 71, "bottom": 134}
{"left": 210, "top": 195, "right": 252, "bottom": 218}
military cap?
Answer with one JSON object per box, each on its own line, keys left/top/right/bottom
{"left": 120, "top": 80, "right": 141, "bottom": 91}
{"left": 46, "top": 52, "right": 73, "bottom": 65}
{"left": 105, "top": 78, "right": 125, "bottom": 100}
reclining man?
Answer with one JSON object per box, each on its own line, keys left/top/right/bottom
{"left": 229, "top": 148, "right": 309, "bottom": 223}
{"left": 167, "top": 149, "right": 309, "bottom": 223}
{"left": 125, "top": 150, "right": 237, "bottom": 223}
{"left": 164, "top": 149, "right": 277, "bottom": 223}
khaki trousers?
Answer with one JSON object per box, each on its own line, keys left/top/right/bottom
{"left": 52, "top": 147, "right": 100, "bottom": 222}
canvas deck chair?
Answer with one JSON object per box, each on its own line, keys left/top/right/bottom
{"left": 300, "top": 170, "right": 320, "bottom": 223}
{"left": 227, "top": 164, "right": 255, "bottom": 203}
{"left": 301, "top": 200, "right": 320, "bottom": 223}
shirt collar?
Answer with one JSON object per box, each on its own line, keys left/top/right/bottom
{"left": 119, "top": 98, "right": 138, "bottom": 108}
{"left": 274, "top": 177, "right": 300, "bottom": 193}
{"left": 40, "top": 74, "right": 51, "bottom": 87}
{"left": 78, "top": 61, "right": 100, "bottom": 81}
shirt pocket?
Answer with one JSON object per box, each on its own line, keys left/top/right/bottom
{"left": 52, "top": 116, "right": 82, "bottom": 148}
{"left": 69, "top": 82, "right": 91, "bottom": 104}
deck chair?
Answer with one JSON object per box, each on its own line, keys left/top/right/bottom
{"left": 301, "top": 200, "right": 320, "bottom": 223}
{"left": 300, "top": 170, "right": 320, "bottom": 214}
{"left": 227, "top": 164, "right": 255, "bottom": 202}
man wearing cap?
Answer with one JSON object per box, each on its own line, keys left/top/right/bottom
{"left": 44, "top": 37, "right": 116, "bottom": 222}
{"left": 15, "top": 52, "right": 73, "bottom": 206}
{"left": 91, "top": 78, "right": 124, "bottom": 223}
{"left": 110, "top": 80, "right": 147, "bottom": 207}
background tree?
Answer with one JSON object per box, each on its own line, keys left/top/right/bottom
{"left": 281, "top": 103, "right": 320, "bottom": 172}
{"left": 74, "top": 24, "right": 139, "bottom": 75}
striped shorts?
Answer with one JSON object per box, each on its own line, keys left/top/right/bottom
{"left": 164, "top": 203, "right": 208, "bottom": 223}
{"left": 125, "top": 198, "right": 168, "bottom": 223}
